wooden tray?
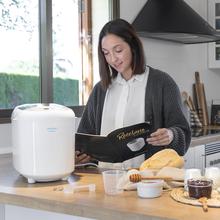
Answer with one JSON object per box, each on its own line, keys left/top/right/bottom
{"left": 170, "top": 188, "right": 220, "bottom": 208}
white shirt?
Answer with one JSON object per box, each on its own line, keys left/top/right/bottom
{"left": 99, "top": 66, "right": 149, "bottom": 169}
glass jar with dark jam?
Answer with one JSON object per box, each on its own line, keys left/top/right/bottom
{"left": 187, "top": 178, "right": 213, "bottom": 199}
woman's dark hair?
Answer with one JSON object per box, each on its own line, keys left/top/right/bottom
{"left": 98, "top": 18, "right": 146, "bottom": 89}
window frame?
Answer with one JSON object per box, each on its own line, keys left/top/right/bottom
{"left": 0, "top": 0, "right": 120, "bottom": 123}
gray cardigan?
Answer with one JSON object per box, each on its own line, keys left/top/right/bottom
{"left": 77, "top": 66, "right": 191, "bottom": 159}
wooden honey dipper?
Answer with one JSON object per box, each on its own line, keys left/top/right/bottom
{"left": 198, "top": 197, "right": 208, "bottom": 212}
{"left": 129, "top": 173, "right": 173, "bottom": 183}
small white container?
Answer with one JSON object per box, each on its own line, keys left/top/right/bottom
{"left": 205, "top": 167, "right": 220, "bottom": 189}
{"left": 137, "top": 180, "right": 164, "bottom": 198}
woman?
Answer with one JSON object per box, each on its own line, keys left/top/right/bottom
{"left": 76, "top": 18, "right": 191, "bottom": 169}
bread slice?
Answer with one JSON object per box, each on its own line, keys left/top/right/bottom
{"left": 156, "top": 166, "right": 185, "bottom": 181}
{"left": 139, "top": 149, "right": 184, "bottom": 171}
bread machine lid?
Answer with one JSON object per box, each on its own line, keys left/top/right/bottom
{"left": 17, "top": 103, "right": 69, "bottom": 112}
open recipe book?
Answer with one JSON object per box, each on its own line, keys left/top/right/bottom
{"left": 75, "top": 122, "right": 151, "bottom": 163}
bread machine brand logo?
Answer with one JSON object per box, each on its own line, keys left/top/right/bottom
{"left": 47, "top": 127, "right": 57, "bottom": 132}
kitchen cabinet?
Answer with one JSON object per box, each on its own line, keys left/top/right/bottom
{"left": 184, "top": 147, "right": 195, "bottom": 169}
{"left": 208, "top": 0, "right": 220, "bottom": 68}
{"left": 0, "top": 204, "right": 4, "bottom": 220}
{"left": 3, "top": 205, "right": 93, "bottom": 220}
{"left": 184, "top": 145, "right": 205, "bottom": 171}
{"left": 204, "top": 141, "right": 220, "bottom": 167}
{"left": 184, "top": 141, "right": 220, "bottom": 172}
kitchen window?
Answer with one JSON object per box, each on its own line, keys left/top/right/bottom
{"left": 0, "top": 0, "right": 119, "bottom": 123}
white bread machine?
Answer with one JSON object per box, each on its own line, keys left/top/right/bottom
{"left": 11, "top": 103, "right": 75, "bottom": 183}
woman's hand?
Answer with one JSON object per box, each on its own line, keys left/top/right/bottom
{"left": 75, "top": 150, "right": 91, "bottom": 164}
{"left": 146, "top": 128, "right": 174, "bottom": 146}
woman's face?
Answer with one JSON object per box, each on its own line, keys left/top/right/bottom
{"left": 101, "top": 34, "right": 133, "bottom": 79}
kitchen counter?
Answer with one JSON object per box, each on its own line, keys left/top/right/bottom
{"left": 191, "top": 132, "right": 220, "bottom": 147}
{"left": 190, "top": 125, "right": 220, "bottom": 147}
{"left": 0, "top": 154, "right": 220, "bottom": 220}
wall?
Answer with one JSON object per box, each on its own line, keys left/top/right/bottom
{"left": 120, "top": 0, "right": 220, "bottom": 107}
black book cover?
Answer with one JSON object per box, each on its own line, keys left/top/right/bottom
{"left": 75, "top": 122, "right": 151, "bottom": 163}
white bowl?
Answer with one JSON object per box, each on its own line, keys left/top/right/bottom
{"left": 137, "top": 180, "right": 164, "bottom": 198}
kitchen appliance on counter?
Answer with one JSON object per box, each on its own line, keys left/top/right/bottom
{"left": 205, "top": 142, "right": 220, "bottom": 169}
{"left": 11, "top": 103, "right": 75, "bottom": 183}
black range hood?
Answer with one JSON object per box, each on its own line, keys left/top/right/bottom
{"left": 132, "top": 0, "right": 220, "bottom": 44}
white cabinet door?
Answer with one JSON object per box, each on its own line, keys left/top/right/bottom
{"left": 194, "top": 145, "right": 205, "bottom": 172}
{"left": 184, "top": 145, "right": 205, "bottom": 171}
{"left": 184, "top": 147, "right": 195, "bottom": 169}
{"left": 0, "top": 204, "right": 4, "bottom": 220}
{"left": 5, "top": 205, "right": 94, "bottom": 220}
